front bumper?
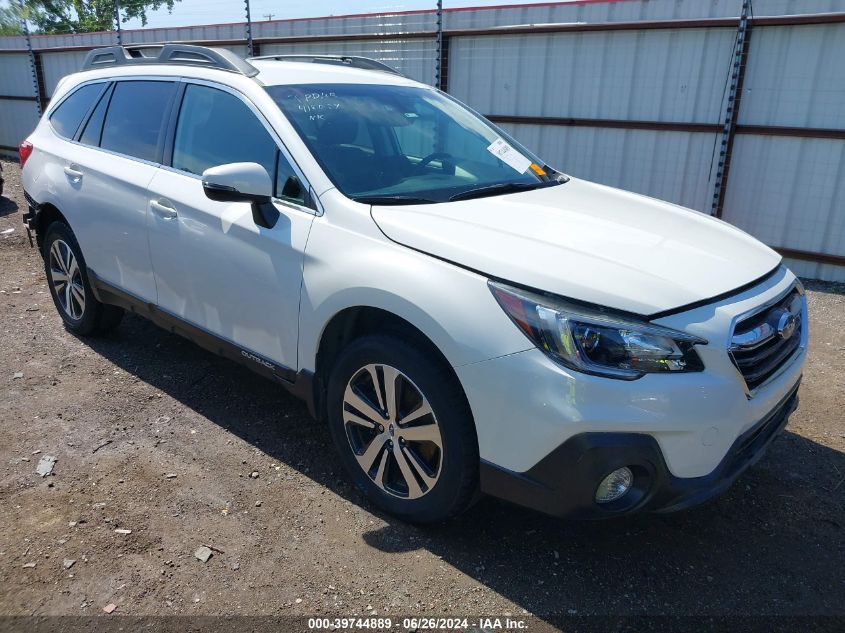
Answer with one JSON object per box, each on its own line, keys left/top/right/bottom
{"left": 479, "top": 380, "right": 799, "bottom": 518}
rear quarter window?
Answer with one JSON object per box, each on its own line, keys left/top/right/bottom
{"left": 78, "top": 84, "right": 112, "bottom": 147}
{"left": 100, "top": 81, "right": 176, "bottom": 163}
{"left": 49, "top": 83, "right": 106, "bottom": 139}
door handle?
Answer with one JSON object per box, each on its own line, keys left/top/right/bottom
{"left": 150, "top": 199, "right": 178, "bottom": 220}
{"left": 63, "top": 164, "right": 83, "bottom": 180}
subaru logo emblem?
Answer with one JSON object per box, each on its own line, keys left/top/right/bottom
{"left": 776, "top": 312, "right": 797, "bottom": 341}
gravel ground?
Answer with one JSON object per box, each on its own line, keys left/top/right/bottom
{"left": 0, "top": 158, "right": 843, "bottom": 626}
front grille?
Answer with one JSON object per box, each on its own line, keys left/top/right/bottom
{"left": 729, "top": 288, "right": 804, "bottom": 391}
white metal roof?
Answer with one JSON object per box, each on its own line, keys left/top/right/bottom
{"left": 249, "top": 59, "right": 423, "bottom": 87}
{"left": 62, "top": 58, "right": 421, "bottom": 93}
{"left": 52, "top": 56, "right": 424, "bottom": 104}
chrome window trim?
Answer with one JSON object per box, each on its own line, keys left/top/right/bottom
{"left": 62, "top": 139, "right": 162, "bottom": 169}
{"left": 50, "top": 76, "right": 178, "bottom": 168}
{"left": 45, "top": 77, "right": 111, "bottom": 117}
{"left": 156, "top": 164, "right": 319, "bottom": 219}
{"left": 50, "top": 75, "right": 321, "bottom": 217}
{"left": 172, "top": 77, "right": 321, "bottom": 216}
{"left": 273, "top": 193, "right": 324, "bottom": 216}
{"left": 46, "top": 78, "right": 112, "bottom": 140}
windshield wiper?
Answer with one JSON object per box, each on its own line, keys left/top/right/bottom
{"left": 449, "top": 181, "right": 554, "bottom": 202}
{"left": 352, "top": 195, "right": 439, "bottom": 206}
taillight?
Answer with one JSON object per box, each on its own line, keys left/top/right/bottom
{"left": 19, "top": 140, "right": 33, "bottom": 170}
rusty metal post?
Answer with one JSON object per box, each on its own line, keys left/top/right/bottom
{"left": 18, "top": 0, "right": 42, "bottom": 116}
{"left": 114, "top": 0, "right": 123, "bottom": 45}
{"left": 711, "top": 0, "right": 752, "bottom": 218}
{"left": 245, "top": 0, "right": 255, "bottom": 57}
{"left": 435, "top": 0, "right": 444, "bottom": 89}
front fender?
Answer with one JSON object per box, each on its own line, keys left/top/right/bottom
{"left": 297, "top": 200, "right": 531, "bottom": 372}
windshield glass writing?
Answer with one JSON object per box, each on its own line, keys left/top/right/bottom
{"left": 266, "top": 83, "right": 562, "bottom": 203}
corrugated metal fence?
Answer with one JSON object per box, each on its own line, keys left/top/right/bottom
{"left": 1, "top": 0, "right": 844, "bottom": 281}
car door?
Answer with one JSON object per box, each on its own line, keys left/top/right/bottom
{"left": 145, "top": 80, "right": 316, "bottom": 372}
{"left": 64, "top": 78, "right": 178, "bottom": 302}
{"left": 37, "top": 80, "right": 109, "bottom": 230}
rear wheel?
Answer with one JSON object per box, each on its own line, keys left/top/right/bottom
{"left": 42, "top": 221, "right": 123, "bottom": 335}
{"left": 327, "top": 334, "right": 479, "bottom": 523}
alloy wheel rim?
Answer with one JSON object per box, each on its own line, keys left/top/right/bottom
{"left": 343, "top": 363, "right": 443, "bottom": 499}
{"left": 49, "top": 239, "right": 85, "bottom": 320}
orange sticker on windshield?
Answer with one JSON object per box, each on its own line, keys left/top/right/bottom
{"left": 530, "top": 163, "right": 546, "bottom": 176}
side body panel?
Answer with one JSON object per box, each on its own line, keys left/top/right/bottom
{"left": 144, "top": 76, "right": 319, "bottom": 371}
{"left": 22, "top": 82, "right": 159, "bottom": 301}
{"left": 60, "top": 141, "right": 160, "bottom": 301}
{"left": 297, "top": 189, "right": 532, "bottom": 372}
{"left": 146, "top": 166, "right": 313, "bottom": 369}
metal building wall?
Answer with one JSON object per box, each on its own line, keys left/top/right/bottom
{"left": 447, "top": 26, "right": 735, "bottom": 212}
{"left": 0, "top": 53, "right": 36, "bottom": 96}
{"left": 252, "top": 12, "right": 437, "bottom": 38}
{"left": 448, "top": 28, "right": 736, "bottom": 123}
{"left": 0, "top": 50, "right": 39, "bottom": 151}
{"left": 441, "top": 0, "right": 845, "bottom": 28}
{"left": 41, "top": 51, "right": 88, "bottom": 97}
{"left": 260, "top": 40, "right": 436, "bottom": 86}
{"left": 0, "top": 0, "right": 844, "bottom": 281}
{"left": 504, "top": 123, "right": 718, "bottom": 213}
{"left": 723, "top": 21, "right": 845, "bottom": 280}
{"left": 0, "top": 100, "right": 40, "bottom": 150}
{"left": 1, "top": 0, "right": 844, "bottom": 49}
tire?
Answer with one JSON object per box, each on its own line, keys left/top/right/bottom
{"left": 42, "top": 221, "right": 124, "bottom": 336}
{"left": 327, "top": 334, "right": 479, "bottom": 523}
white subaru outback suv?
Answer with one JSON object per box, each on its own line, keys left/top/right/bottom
{"left": 20, "top": 45, "right": 807, "bottom": 522}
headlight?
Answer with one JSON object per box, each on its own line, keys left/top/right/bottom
{"left": 489, "top": 281, "right": 706, "bottom": 379}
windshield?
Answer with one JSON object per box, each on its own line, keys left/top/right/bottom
{"left": 265, "top": 83, "right": 565, "bottom": 203}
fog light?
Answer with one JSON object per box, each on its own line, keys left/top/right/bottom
{"left": 595, "top": 467, "right": 633, "bottom": 503}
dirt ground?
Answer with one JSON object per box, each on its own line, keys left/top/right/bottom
{"left": 0, "top": 158, "right": 843, "bottom": 627}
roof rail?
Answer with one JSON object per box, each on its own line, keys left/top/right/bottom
{"left": 81, "top": 44, "right": 259, "bottom": 77}
{"left": 248, "top": 54, "right": 404, "bottom": 77}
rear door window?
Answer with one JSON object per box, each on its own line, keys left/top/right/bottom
{"left": 49, "top": 83, "right": 106, "bottom": 139}
{"left": 78, "top": 84, "right": 113, "bottom": 147}
{"left": 100, "top": 81, "right": 176, "bottom": 162}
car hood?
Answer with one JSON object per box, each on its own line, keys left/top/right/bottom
{"left": 370, "top": 178, "right": 781, "bottom": 315}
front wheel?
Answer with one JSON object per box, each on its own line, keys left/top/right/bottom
{"left": 326, "top": 335, "right": 479, "bottom": 523}
{"left": 42, "top": 221, "right": 123, "bottom": 336}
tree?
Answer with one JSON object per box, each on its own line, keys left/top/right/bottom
{"left": 0, "top": 5, "right": 23, "bottom": 36}
{"left": 24, "top": 0, "right": 181, "bottom": 34}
